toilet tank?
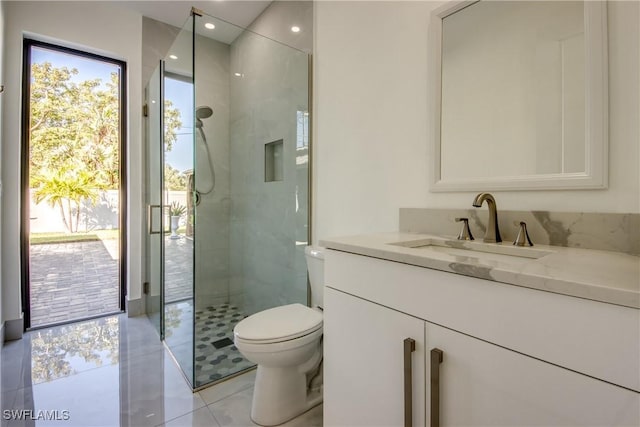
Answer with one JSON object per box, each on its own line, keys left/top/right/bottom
{"left": 304, "top": 246, "right": 325, "bottom": 308}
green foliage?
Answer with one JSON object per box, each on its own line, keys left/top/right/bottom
{"left": 30, "top": 318, "right": 120, "bottom": 383}
{"left": 30, "top": 229, "right": 118, "bottom": 245}
{"left": 29, "top": 62, "right": 120, "bottom": 189}
{"left": 169, "top": 201, "right": 187, "bottom": 217}
{"left": 164, "top": 164, "right": 187, "bottom": 190}
{"left": 31, "top": 232, "right": 99, "bottom": 245}
{"left": 32, "top": 167, "right": 100, "bottom": 233}
{"left": 29, "top": 61, "right": 183, "bottom": 232}
{"left": 164, "top": 99, "right": 182, "bottom": 152}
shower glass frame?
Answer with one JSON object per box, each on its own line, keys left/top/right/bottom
{"left": 146, "top": 9, "right": 311, "bottom": 391}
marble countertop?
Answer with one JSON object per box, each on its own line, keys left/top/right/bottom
{"left": 320, "top": 232, "right": 640, "bottom": 309}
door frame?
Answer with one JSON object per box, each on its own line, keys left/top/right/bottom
{"left": 20, "top": 38, "right": 128, "bottom": 329}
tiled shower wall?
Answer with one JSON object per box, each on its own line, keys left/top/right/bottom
{"left": 194, "top": 34, "right": 231, "bottom": 309}
{"left": 228, "top": 31, "right": 310, "bottom": 315}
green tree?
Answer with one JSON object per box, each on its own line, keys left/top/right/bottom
{"left": 164, "top": 99, "right": 182, "bottom": 152}
{"left": 29, "top": 61, "right": 182, "bottom": 231}
{"left": 32, "top": 167, "right": 101, "bottom": 233}
{"left": 164, "top": 164, "right": 187, "bottom": 191}
{"left": 30, "top": 318, "right": 120, "bottom": 383}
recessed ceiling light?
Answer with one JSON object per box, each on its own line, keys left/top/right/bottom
{"left": 291, "top": 26, "right": 301, "bottom": 33}
{"left": 234, "top": 72, "right": 242, "bottom": 77}
{"left": 205, "top": 23, "right": 215, "bottom": 30}
{"left": 169, "top": 54, "right": 178, "bottom": 60}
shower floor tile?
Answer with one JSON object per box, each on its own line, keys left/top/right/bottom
{"left": 194, "top": 304, "right": 255, "bottom": 387}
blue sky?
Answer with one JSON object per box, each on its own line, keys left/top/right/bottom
{"left": 32, "top": 46, "right": 119, "bottom": 88}
{"left": 164, "top": 77, "right": 194, "bottom": 172}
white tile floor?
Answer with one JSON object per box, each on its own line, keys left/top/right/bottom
{"left": 0, "top": 315, "right": 322, "bottom": 427}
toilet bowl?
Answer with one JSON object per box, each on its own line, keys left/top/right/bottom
{"left": 233, "top": 246, "right": 325, "bottom": 426}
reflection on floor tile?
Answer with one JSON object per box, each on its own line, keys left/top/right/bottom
{"left": 12, "top": 366, "right": 122, "bottom": 427}
{"left": 0, "top": 314, "right": 322, "bottom": 427}
{"left": 119, "top": 353, "right": 206, "bottom": 427}
{"left": 29, "top": 317, "right": 120, "bottom": 385}
{"left": 208, "top": 388, "right": 323, "bottom": 427}
{"left": 199, "top": 370, "right": 256, "bottom": 405}
{"left": 209, "top": 388, "right": 254, "bottom": 427}
{"left": 163, "top": 406, "right": 220, "bottom": 427}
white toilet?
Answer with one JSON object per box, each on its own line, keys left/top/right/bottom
{"left": 233, "top": 246, "right": 325, "bottom": 426}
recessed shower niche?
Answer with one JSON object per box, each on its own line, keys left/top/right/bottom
{"left": 144, "top": 9, "right": 310, "bottom": 389}
{"left": 265, "top": 139, "right": 284, "bottom": 182}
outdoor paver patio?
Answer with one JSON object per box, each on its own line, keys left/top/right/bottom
{"left": 29, "top": 240, "right": 121, "bottom": 327}
{"left": 164, "top": 236, "right": 194, "bottom": 303}
{"left": 29, "top": 235, "right": 194, "bottom": 328}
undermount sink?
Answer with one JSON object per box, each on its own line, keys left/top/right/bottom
{"left": 389, "top": 237, "right": 553, "bottom": 264}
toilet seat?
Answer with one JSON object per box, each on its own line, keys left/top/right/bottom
{"left": 234, "top": 303, "right": 323, "bottom": 344}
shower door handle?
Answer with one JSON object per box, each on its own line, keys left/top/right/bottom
{"left": 148, "top": 205, "right": 162, "bottom": 235}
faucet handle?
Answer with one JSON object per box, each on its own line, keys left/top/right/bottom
{"left": 513, "top": 221, "right": 533, "bottom": 246}
{"left": 455, "top": 217, "right": 474, "bottom": 241}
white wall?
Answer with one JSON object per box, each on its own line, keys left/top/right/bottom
{"left": 313, "top": 1, "right": 640, "bottom": 244}
{"left": 2, "top": 1, "right": 143, "bottom": 326}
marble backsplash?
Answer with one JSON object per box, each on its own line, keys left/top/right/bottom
{"left": 399, "top": 208, "right": 640, "bottom": 255}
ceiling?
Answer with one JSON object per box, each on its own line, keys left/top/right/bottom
{"left": 122, "top": 1, "right": 272, "bottom": 31}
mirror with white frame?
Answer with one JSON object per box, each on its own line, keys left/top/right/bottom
{"left": 429, "top": 1, "right": 608, "bottom": 191}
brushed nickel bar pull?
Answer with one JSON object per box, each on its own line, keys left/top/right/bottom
{"left": 430, "top": 348, "right": 444, "bottom": 427}
{"left": 404, "top": 338, "right": 416, "bottom": 427}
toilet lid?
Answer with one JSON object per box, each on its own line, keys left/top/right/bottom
{"left": 234, "top": 303, "right": 323, "bottom": 343}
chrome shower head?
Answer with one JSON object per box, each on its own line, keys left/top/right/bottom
{"left": 196, "top": 106, "right": 213, "bottom": 120}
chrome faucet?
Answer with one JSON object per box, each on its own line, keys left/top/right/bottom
{"left": 472, "top": 193, "right": 502, "bottom": 243}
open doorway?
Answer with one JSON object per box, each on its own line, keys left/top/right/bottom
{"left": 21, "top": 39, "right": 127, "bottom": 328}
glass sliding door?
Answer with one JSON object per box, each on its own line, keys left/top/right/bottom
{"left": 23, "top": 40, "right": 126, "bottom": 329}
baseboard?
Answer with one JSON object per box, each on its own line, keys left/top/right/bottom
{"left": 4, "top": 317, "right": 24, "bottom": 341}
{"left": 126, "top": 297, "right": 145, "bottom": 317}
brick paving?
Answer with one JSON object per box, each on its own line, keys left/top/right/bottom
{"left": 164, "top": 236, "right": 194, "bottom": 303}
{"left": 29, "top": 236, "right": 194, "bottom": 328}
{"left": 29, "top": 240, "right": 121, "bottom": 327}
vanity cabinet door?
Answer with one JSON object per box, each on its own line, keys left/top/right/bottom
{"left": 426, "top": 323, "right": 640, "bottom": 426}
{"left": 324, "top": 287, "right": 426, "bottom": 427}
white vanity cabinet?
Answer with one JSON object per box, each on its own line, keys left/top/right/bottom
{"left": 426, "top": 322, "right": 638, "bottom": 426}
{"left": 323, "top": 249, "right": 640, "bottom": 427}
{"left": 324, "top": 287, "right": 425, "bottom": 427}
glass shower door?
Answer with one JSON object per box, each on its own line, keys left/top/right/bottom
{"left": 145, "top": 66, "right": 163, "bottom": 338}
{"left": 161, "top": 15, "right": 196, "bottom": 386}
{"left": 145, "top": 9, "right": 311, "bottom": 391}
{"left": 191, "top": 12, "right": 310, "bottom": 388}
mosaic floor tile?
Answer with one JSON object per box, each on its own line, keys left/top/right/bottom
{"left": 194, "top": 304, "right": 255, "bottom": 387}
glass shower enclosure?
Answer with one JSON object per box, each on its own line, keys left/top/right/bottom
{"left": 144, "top": 10, "right": 310, "bottom": 389}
